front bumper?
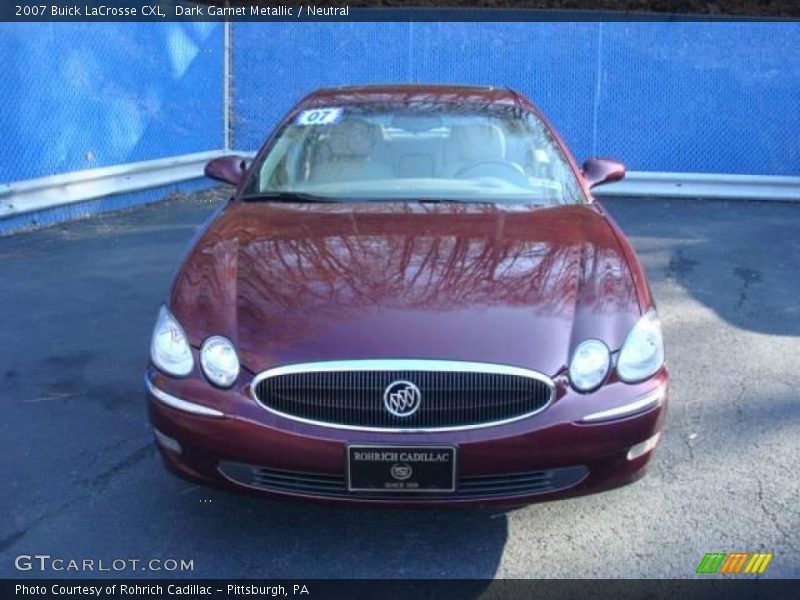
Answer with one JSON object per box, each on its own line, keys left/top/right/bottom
{"left": 146, "top": 367, "right": 668, "bottom": 507}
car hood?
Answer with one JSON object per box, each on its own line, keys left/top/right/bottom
{"left": 170, "top": 201, "right": 641, "bottom": 377}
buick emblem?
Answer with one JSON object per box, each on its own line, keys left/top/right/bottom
{"left": 383, "top": 380, "right": 421, "bottom": 417}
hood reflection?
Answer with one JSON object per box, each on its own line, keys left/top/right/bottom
{"left": 236, "top": 203, "right": 630, "bottom": 314}
{"left": 173, "top": 202, "right": 639, "bottom": 374}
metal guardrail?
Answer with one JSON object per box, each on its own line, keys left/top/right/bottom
{"left": 595, "top": 171, "right": 800, "bottom": 202}
{"left": 0, "top": 150, "right": 229, "bottom": 218}
{"left": 2, "top": 155, "right": 799, "bottom": 221}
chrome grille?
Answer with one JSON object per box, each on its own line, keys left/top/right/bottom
{"left": 251, "top": 360, "right": 554, "bottom": 431}
{"left": 219, "top": 461, "right": 588, "bottom": 500}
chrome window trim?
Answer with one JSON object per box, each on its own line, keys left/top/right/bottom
{"left": 249, "top": 359, "right": 555, "bottom": 433}
{"left": 145, "top": 376, "right": 225, "bottom": 418}
{"left": 580, "top": 387, "right": 665, "bottom": 423}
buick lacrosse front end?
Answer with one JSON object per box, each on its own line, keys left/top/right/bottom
{"left": 146, "top": 84, "right": 668, "bottom": 506}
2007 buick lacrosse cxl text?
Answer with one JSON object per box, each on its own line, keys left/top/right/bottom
{"left": 145, "top": 84, "right": 668, "bottom": 506}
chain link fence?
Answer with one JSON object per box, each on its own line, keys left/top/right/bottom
{"left": 0, "top": 22, "right": 225, "bottom": 184}
{"left": 233, "top": 21, "right": 800, "bottom": 176}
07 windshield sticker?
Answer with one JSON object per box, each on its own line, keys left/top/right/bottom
{"left": 295, "top": 108, "right": 344, "bottom": 126}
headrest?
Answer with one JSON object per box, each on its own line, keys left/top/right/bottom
{"left": 449, "top": 123, "right": 506, "bottom": 162}
{"left": 325, "top": 119, "right": 382, "bottom": 157}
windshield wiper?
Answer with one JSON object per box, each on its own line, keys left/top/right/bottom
{"left": 240, "top": 191, "right": 339, "bottom": 204}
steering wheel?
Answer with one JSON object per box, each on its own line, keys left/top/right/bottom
{"left": 453, "top": 160, "right": 528, "bottom": 185}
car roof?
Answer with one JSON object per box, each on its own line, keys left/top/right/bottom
{"left": 299, "top": 84, "right": 525, "bottom": 109}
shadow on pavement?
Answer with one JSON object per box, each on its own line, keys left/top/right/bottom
{"left": 602, "top": 197, "right": 800, "bottom": 338}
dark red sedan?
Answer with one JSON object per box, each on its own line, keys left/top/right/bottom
{"left": 146, "top": 85, "right": 667, "bottom": 506}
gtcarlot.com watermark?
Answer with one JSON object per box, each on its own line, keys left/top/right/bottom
{"left": 14, "top": 554, "right": 194, "bottom": 573}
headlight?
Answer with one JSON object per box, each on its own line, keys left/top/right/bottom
{"left": 150, "top": 305, "right": 193, "bottom": 377}
{"left": 569, "top": 339, "right": 611, "bottom": 392}
{"left": 617, "top": 309, "right": 665, "bottom": 383}
{"left": 200, "top": 336, "right": 240, "bottom": 388}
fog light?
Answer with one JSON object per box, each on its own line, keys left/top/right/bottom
{"left": 153, "top": 428, "right": 182, "bottom": 454}
{"left": 627, "top": 431, "right": 660, "bottom": 461}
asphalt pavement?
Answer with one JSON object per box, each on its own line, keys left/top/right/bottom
{"left": 1, "top": 190, "right": 798, "bottom": 579}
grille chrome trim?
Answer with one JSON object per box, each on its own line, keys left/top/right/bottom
{"left": 249, "top": 359, "right": 555, "bottom": 432}
{"left": 218, "top": 461, "right": 589, "bottom": 500}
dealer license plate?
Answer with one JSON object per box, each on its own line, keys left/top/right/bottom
{"left": 347, "top": 445, "right": 457, "bottom": 493}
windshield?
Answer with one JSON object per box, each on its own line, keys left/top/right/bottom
{"left": 242, "top": 103, "right": 585, "bottom": 205}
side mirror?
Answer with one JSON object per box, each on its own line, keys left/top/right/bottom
{"left": 204, "top": 155, "right": 249, "bottom": 186}
{"left": 582, "top": 158, "right": 625, "bottom": 189}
